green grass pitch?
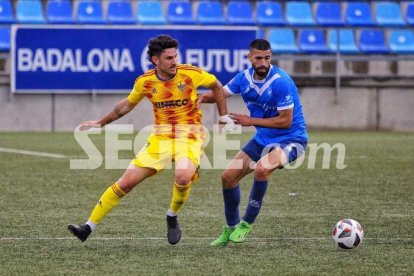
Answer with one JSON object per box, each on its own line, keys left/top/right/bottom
{"left": 0, "top": 131, "right": 413, "bottom": 275}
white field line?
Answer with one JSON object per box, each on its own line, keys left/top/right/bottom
{"left": 0, "top": 237, "right": 412, "bottom": 241}
{"left": 0, "top": 147, "right": 67, "bottom": 159}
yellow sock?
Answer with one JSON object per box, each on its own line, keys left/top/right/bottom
{"left": 169, "top": 182, "right": 192, "bottom": 213}
{"left": 89, "top": 182, "right": 126, "bottom": 225}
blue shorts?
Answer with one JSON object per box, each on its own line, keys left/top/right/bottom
{"left": 242, "top": 138, "right": 307, "bottom": 164}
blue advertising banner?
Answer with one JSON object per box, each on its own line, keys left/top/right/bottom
{"left": 11, "top": 26, "right": 258, "bottom": 93}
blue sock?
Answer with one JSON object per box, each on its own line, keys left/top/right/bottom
{"left": 243, "top": 179, "right": 268, "bottom": 224}
{"left": 223, "top": 185, "right": 240, "bottom": 227}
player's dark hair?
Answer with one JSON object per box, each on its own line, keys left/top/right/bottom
{"left": 147, "top": 35, "right": 179, "bottom": 64}
{"left": 249, "top": 39, "right": 271, "bottom": 51}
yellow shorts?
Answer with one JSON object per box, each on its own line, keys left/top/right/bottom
{"left": 131, "top": 134, "right": 204, "bottom": 172}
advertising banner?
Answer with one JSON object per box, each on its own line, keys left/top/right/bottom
{"left": 11, "top": 26, "right": 257, "bottom": 93}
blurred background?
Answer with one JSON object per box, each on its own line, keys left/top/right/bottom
{"left": 0, "top": 0, "right": 413, "bottom": 131}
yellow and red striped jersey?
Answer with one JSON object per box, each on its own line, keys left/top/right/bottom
{"left": 127, "top": 64, "right": 216, "bottom": 138}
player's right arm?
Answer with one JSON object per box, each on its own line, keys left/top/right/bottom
{"left": 79, "top": 98, "right": 137, "bottom": 131}
{"left": 80, "top": 76, "right": 145, "bottom": 131}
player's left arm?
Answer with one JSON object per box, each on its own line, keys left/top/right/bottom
{"left": 231, "top": 78, "right": 296, "bottom": 129}
{"left": 229, "top": 108, "right": 293, "bottom": 129}
{"left": 196, "top": 89, "right": 232, "bottom": 106}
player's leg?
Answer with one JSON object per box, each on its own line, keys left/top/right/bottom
{"left": 211, "top": 150, "right": 253, "bottom": 246}
{"left": 232, "top": 143, "right": 305, "bottom": 243}
{"left": 165, "top": 157, "right": 197, "bottom": 244}
{"left": 68, "top": 134, "right": 166, "bottom": 242}
{"left": 169, "top": 157, "right": 197, "bottom": 215}
{"left": 242, "top": 146, "right": 287, "bottom": 223}
{"left": 68, "top": 165, "right": 156, "bottom": 242}
{"left": 166, "top": 137, "right": 201, "bottom": 245}
{"left": 229, "top": 147, "right": 286, "bottom": 243}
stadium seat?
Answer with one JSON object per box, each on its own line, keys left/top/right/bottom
{"left": 405, "top": 2, "right": 414, "bottom": 25}
{"left": 46, "top": 0, "right": 75, "bottom": 24}
{"left": 0, "top": 0, "right": 15, "bottom": 24}
{"left": 286, "top": 1, "right": 316, "bottom": 26}
{"left": 226, "top": 1, "right": 255, "bottom": 25}
{"left": 77, "top": 0, "right": 105, "bottom": 24}
{"left": 298, "top": 29, "right": 330, "bottom": 54}
{"left": 196, "top": 1, "right": 226, "bottom": 25}
{"left": 16, "top": 0, "right": 47, "bottom": 24}
{"left": 358, "top": 29, "right": 389, "bottom": 54}
{"left": 107, "top": 0, "right": 135, "bottom": 25}
{"left": 315, "top": 2, "right": 345, "bottom": 26}
{"left": 346, "top": 2, "right": 376, "bottom": 26}
{"left": 0, "top": 26, "right": 10, "bottom": 51}
{"left": 136, "top": 1, "right": 166, "bottom": 25}
{"left": 375, "top": 2, "right": 405, "bottom": 27}
{"left": 389, "top": 30, "right": 414, "bottom": 54}
{"left": 167, "top": 1, "right": 195, "bottom": 25}
{"left": 328, "top": 29, "right": 359, "bottom": 54}
{"left": 256, "top": 1, "right": 285, "bottom": 26}
{"left": 268, "top": 28, "right": 299, "bottom": 54}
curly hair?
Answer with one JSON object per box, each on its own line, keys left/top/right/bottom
{"left": 147, "top": 35, "right": 179, "bottom": 64}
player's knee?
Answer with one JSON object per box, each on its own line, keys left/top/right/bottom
{"left": 221, "top": 171, "right": 237, "bottom": 189}
{"left": 117, "top": 179, "right": 133, "bottom": 193}
{"left": 175, "top": 174, "right": 192, "bottom": 186}
{"left": 254, "top": 165, "right": 271, "bottom": 180}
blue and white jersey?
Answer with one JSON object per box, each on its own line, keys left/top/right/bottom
{"left": 224, "top": 65, "right": 308, "bottom": 146}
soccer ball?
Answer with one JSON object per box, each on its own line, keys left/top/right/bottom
{"left": 332, "top": 219, "right": 364, "bottom": 249}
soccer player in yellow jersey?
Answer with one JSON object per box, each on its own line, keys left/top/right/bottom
{"left": 68, "top": 35, "right": 235, "bottom": 245}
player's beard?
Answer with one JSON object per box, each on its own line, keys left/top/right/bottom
{"left": 159, "top": 65, "right": 177, "bottom": 80}
{"left": 168, "top": 66, "right": 177, "bottom": 77}
{"left": 253, "top": 65, "right": 270, "bottom": 78}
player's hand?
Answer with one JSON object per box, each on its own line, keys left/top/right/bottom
{"left": 79, "top": 120, "right": 102, "bottom": 131}
{"left": 219, "top": 114, "right": 237, "bottom": 132}
{"left": 229, "top": 113, "right": 253, "bottom": 127}
{"left": 196, "top": 94, "right": 208, "bottom": 109}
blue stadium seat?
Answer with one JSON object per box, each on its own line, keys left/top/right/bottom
{"left": 196, "top": 1, "right": 226, "bottom": 25}
{"left": 405, "top": 2, "right": 414, "bottom": 25}
{"left": 167, "top": 1, "right": 195, "bottom": 25}
{"left": 227, "top": 1, "right": 255, "bottom": 25}
{"left": 77, "top": 0, "right": 105, "bottom": 24}
{"left": 0, "top": 0, "right": 15, "bottom": 24}
{"left": 107, "top": 0, "right": 135, "bottom": 25}
{"left": 375, "top": 2, "right": 405, "bottom": 27}
{"left": 328, "top": 29, "right": 359, "bottom": 54}
{"left": 256, "top": 1, "right": 285, "bottom": 26}
{"left": 286, "top": 1, "right": 316, "bottom": 26}
{"left": 136, "top": 1, "right": 166, "bottom": 25}
{"left": 46, "top": 0, "right": 75, "bottom": 24}
{"left": 315, "top": 2, "right": 345, "bottom": 26}
{"left": 346, "top": 2, "right": 376, "bottom": 26}
{"left": 268, "top": 28, "right": 299, "bottom": 54}
{"left": 16, "top": 0, "right": 47, "bottom": 24}
{"left": 298, "top": 29, "right": 330, "bottom": 53}
{"left": 389, "top": 30, "right": 414, "bottom": 54}
{"left": 0, "top": 26, "right": 10, "bottom": 51}
{"left": 358, "top": 29, "right": 389, "bottom": 54}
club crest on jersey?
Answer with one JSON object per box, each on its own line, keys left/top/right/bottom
{"left": 152, "top": 88, "right": 157, "bottom": 94}
{"left": 177, "top": 82, "right": 186, "bottom": 92}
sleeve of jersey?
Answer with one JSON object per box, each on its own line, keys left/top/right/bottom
{"left": 276, "top": 81, "right": 295, "bottom": 111}
{"left": 223, "top": 73, "right": 242, "bottom": 95}
{"left": 127, "top": 78, "right": 145, "bottom": 105}
{"left": 196, "top": 70, "right": 217, "bottom": 88}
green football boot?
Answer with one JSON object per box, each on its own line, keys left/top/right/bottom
{"left": 210, "top": 226, "right": 235, "bottom": 247}
{"left": 229, "top": 220, "right": 252, "bottom": 243}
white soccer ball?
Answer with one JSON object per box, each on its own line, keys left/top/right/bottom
{"left": 332, "top": 219, "right": 364, "bottom": 249}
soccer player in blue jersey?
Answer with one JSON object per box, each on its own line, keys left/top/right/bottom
{"left": 199, "top": 39, "right": 308, "bottom": 246}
